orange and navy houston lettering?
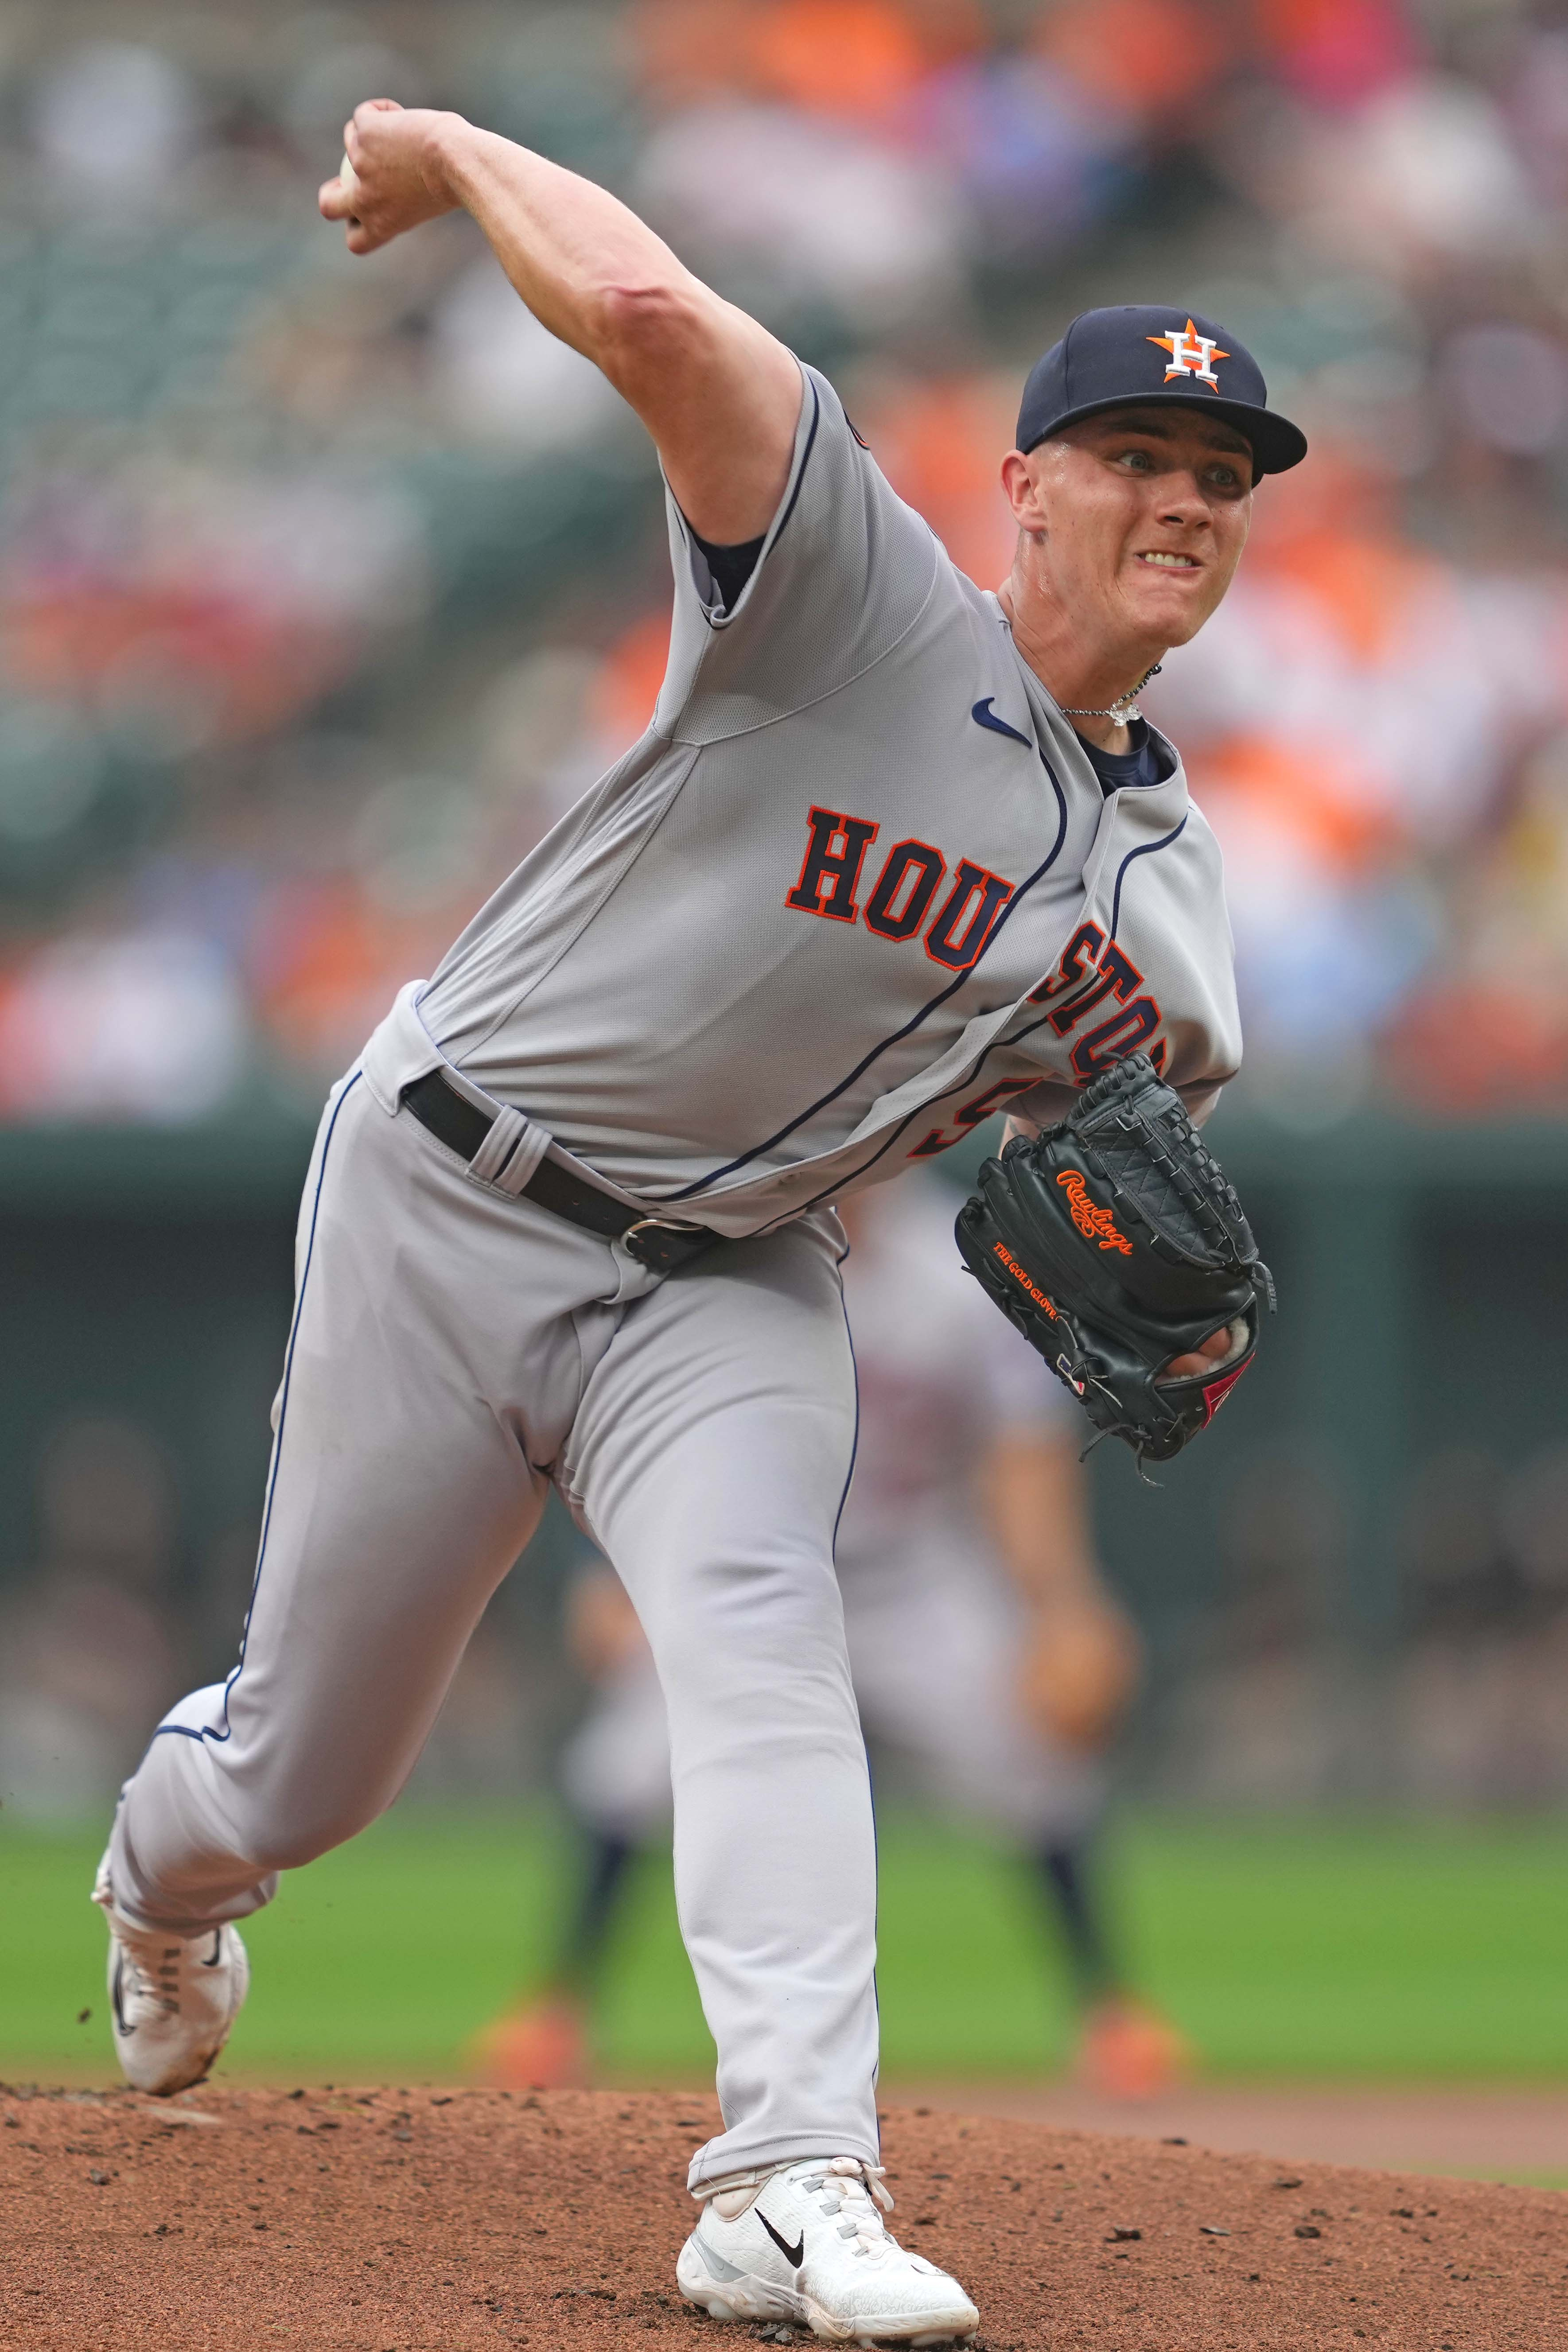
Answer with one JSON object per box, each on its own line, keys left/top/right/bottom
{"left": 1027, "top": 928, "right": 1170, "bottom": 1078}
{"left": 1055, "top": 1169, "right": 1132, "bottom": 1255}
{"left": 992, "top": 1239, "right": 1058, "bottom": 1318}
{"left": 1048, "top": 940, "right": 1143, "bottom": 1037}
{"left": 1028, "top": 921, "right": 1105, "bottom": 1004}
{"left": 924, "top": 859, "right": 1015, "bottom": 970}
{"left": 785, "top": 806, "right": 880, "bottom": 922}
{"left": 1070, "top": 994, "right": 1162, "bottom": 1081}
{"left": 784, "top": 813, "right": 1012, "bottom": 968}
{"left": 910, "top": 1076, "right": 1036, "bottom": 1159}
{"left": 863, "top": 839, "right": 947, "bottom": 941}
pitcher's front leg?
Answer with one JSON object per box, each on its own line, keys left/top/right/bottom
{"left": 566, "top": 1224, "right": 877, "bottom": 2188}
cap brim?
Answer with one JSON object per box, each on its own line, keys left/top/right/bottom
{"left": 1031, "top": 389, "right": 1308, "bottom": 477}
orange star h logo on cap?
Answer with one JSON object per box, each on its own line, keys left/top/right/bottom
{"left": 1148, "top": 319, "right": 1229, "bottom": 389}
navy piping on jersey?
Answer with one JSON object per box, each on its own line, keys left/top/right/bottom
{"left": 688, "top": 379, "right": 821, "bottom": 626}
{"left": 769, "top": 376, "right": 822, "bottom": 557}
{"left": 785, "top": 990, "right": 1076, "bottom": 1238}
{"left": 910, "top": 997, "right": 1069, "bottom": 1128}
{"left": 1110, "top": 814, "right": 1187, "bottom": 940}
{"left": 153, "top": 1071, "right": 363, "bottom": 1748}
{"left": 778, "top": 966, "right": 1137, "bottom": 1235}
{"left": 757, "top": 1103, "right": 922, "bottom": 1235}
{"left": 661, "top": 742, "right": 1072, "bottom": 1204}
{"left": 829, "top": 1233, "right": 879, "bottom": 2129}
{"left": 830, "top": 1252, "right": 861, "bottom": 1559}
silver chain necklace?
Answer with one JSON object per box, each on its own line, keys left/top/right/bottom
{"left": 1060, "top": 661, "right": 1163, "bottom": 722}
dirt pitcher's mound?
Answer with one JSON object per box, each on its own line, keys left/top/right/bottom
{"left": 3, "top": 2084, "right": 1562, "bottom": 2350}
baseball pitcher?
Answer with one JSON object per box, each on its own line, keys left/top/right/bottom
{"left": 94, "top": 94, "right": 1304, "bottom": 2348}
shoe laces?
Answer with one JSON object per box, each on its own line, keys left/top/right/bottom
{"left": 788, "top": 2156, "right": 896, "bottom": 2262}
{"left": 113, "top": 1918, "right": 206, "bottom": 2018}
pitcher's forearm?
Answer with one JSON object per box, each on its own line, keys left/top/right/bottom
{"left": 421, "top": 113, "right": 798, "bottom": 537}
{"left": 427, "top": 117, "right": 700, "bottom": 367}
{"left": 328, "top": 99, "right": 799, "bottom": 538}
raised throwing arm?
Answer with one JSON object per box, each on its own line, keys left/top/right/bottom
{"left": 319, "top": 100, "right": 803, "bottom": 544}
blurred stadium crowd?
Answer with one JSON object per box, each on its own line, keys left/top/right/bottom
{"left": 0, "top": 0, "right": 1563, "bottom": 1121}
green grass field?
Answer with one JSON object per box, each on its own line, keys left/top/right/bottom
{"left": 5, "top": 1809, "right": 1568, "bottom": 2087}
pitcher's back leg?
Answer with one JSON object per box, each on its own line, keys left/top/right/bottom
{"left": 109, "top": 1080, "right": 581, "bottom": 1933}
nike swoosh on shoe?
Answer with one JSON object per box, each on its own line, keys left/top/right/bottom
{"left": 759, "top": 2211, "right": 805, "bottom": 2267}
{"left": 111, "top": 1953, "right": 131, "bottom": 2036}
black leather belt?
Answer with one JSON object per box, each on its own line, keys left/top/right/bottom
{"left": 400, "top": 1068, "right": 718, "bottom": 1275}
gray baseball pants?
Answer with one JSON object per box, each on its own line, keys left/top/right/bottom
{"left": 109, "top": 1011, "right": 874, "bottom": 2189}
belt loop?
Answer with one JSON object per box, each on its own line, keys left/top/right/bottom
{"left": 490, "top": 1121, "right": 552, "bottom": 1197}
{"left": 465, "top": 1101, "right": 552, "bottom": 1197}
{"left": 466, "top": 1104, "right": 529, "bottom": 1185}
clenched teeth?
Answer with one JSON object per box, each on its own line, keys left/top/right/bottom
{"left": 1138, "top": 550, "right": 1200, "bottom": 568}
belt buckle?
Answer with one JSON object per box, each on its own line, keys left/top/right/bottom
{"left": 622, "top": 1215, "right": 711, "bottom": 1273}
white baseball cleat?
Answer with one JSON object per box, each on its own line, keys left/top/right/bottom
{"left": 677, "top": 2154, "right": 980, "bottom": 2346}
{"left": 91, "top": 1854, "right": 249, "bottom": 2096}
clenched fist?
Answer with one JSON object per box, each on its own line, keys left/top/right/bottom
{"left": 319, "top": 99, "right": 461, "bottom": 255}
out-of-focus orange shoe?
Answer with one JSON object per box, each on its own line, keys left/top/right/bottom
{"left": 467, "top": 1994, "right": 589, "bottom": 2090}
{"left": 1076, "top": 1996, "right": 1193, "bottom": 2100}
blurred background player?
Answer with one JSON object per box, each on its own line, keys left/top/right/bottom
{"left": 472, "top": 1167, "right": 1189, "bottom": 2102}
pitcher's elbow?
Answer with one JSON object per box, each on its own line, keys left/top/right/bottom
{"left": 591, "top": 278, "right": 710, "bottom": 392}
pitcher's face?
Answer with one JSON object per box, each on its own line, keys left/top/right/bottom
{"left": 1004, "top": 405, "right": 1254, "bottom": 649}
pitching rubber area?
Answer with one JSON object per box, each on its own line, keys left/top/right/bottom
{"left": 4, "top": 2086, "right": 1562, "bottom": 2348}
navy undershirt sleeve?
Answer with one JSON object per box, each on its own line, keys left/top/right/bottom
{"left": 690, "top": 526, "right": 766, "bottom": 612}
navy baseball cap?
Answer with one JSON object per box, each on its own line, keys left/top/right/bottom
{"left": 1017, "top": 305, "right": 1307, "bottom": 477}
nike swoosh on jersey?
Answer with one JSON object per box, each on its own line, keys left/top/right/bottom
{"left": 971, "top": 697, "right": 1032, "bottom": 747}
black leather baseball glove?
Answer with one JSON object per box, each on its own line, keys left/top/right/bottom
{"left": 954, "top": 1052, "right": 1274, "bottom": 1472}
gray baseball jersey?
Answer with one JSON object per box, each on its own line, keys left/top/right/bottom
{"left": 417, "top": 363, "right": 1241, "bottom": 1232}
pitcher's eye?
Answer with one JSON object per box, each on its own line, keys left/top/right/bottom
{"left": 1116, "top": 448, "right": 1155, "bottom": 470}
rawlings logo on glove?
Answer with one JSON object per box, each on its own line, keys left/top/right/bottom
{"left": 955, "top": 1052, "right": 1275, "bottom": 1473}
{"left": 1054, "top": 1170, "right": 1132, "bottom": 1254}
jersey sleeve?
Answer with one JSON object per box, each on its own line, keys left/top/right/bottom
{"left": 653, "top": 362, "right": 942, "bottom": 746}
